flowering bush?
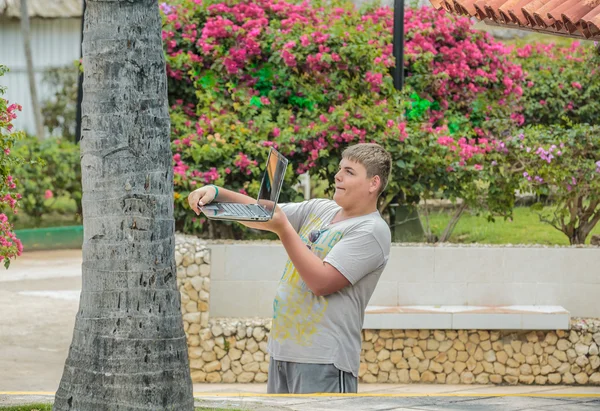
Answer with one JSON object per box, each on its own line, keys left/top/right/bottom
{"left": 508, "top": 41, "right": 600, "bottom": 244}
{"left": 0, "top": 65, "right": 24, "bottom": 266}
{"left": 506, "top": 124, "right": 600, "bottom": 245}
{"left": 396, "top": 118, "right": 521, "bottom": 242}
{"left": 402, "top": 6, "right": 525, "bottom": 134}
{"left": 514, "top": 41, "right": 600, "bottom": 126}
{"left": 162, "top": 1, "right": 525, "bottom": 237}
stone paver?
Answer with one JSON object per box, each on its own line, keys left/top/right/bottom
{"left": 2, "top": 392, "right": 599, "bottom": 410}
{"left": 194, "top": 393, "right": 600, "bottom": 411}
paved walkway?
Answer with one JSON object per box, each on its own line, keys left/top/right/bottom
{"left": 0, "top": 250, "right": 81, "bottom": 392}
{"left": 189, "top": 383, "right": 600, "bottom": 410}
{"left": 2, "top": 385, "right": 600, "bottom": 410}
{"left": 1, "top": 250, "right": 600, "bottom": 410}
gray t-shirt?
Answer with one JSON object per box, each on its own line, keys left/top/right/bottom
{"left": 267, "top": 198, "right": 391, "bottom": 376}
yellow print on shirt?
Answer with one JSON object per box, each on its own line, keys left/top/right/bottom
{"left": 271, "top": 213, "right": 343, "bottom": 346}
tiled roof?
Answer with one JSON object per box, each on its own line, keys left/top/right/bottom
{"left": 430, "top": 0, "right": 600, "bottom": 40}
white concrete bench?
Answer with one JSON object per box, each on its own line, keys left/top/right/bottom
{"left": 363, "top": 305, "right": 570, "bottom": 330}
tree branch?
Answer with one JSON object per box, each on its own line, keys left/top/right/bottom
{"left": 421, "top": 197, "right": 434, "bottom": 243}
{"left": 439, "top": 202, "right": 467, "bottom": 243}
{"left": 536, "top": 212, "right": 564, "bottom": 235}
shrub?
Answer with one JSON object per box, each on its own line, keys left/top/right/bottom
{"left": 514, "top": 41, "right": 600, "bottom": 127}
{"left": 9, "top": 135, "right": 82, "bottom": 226}
{"left": 41, "top": 65, "right": 79, "bottom": 140}
{"left": 0, "top": 65, "right": 24, "bottom": 266}
{"left": 508, "top": 124, "right": 600, "bottom": 245}
{"left": 161, "top": 1, "right": 525, "bottom": 238}
{"left": 402, "top": 6, "right": 525, "bottom": 134}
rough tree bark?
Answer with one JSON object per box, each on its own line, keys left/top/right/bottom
{"left": 53, "top": 0, "right": 194, "bottom": 409}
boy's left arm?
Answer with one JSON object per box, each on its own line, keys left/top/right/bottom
{"left": 277, "top": 219, "right": 351, "bottom": 296}
{"left": 282, "top": 221, "right": 385, "bottom": 296}
{"left": 250, "top": 207, "right": 349, "bottom": 296}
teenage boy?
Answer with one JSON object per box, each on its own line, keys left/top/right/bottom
{"left": 188, "top": 143, "right": 392, "bottom": 393}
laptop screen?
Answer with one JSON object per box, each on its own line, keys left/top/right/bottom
{"left": 257, "top": 148, "right": 288, "bottom": 217}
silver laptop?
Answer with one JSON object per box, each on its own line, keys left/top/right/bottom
{"left": 199, "top": 148, "right": 288, "bottom": 221}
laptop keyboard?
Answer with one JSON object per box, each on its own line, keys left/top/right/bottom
{"left": 221, "top": 203, "right": 267, "bottom": 218}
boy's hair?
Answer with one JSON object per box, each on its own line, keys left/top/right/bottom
{"left": 342, "top": 143, "right": 392, "bottom": 195}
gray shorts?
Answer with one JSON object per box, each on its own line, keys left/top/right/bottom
{"left": 267, "top": 359, "right": 358, "bottom": 394}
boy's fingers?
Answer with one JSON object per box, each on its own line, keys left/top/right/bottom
{"left": 189, "top": 192, "right": 202, "bottom": 215}
{"left": 198, "top": 191, "right": 211, "bottom": 207}
{"left": 188, "top": 188, "right": 215, "bottom": 216}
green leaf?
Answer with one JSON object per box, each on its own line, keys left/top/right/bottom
{"left": 199, "top": 72, "right": 216, "bottom": 89}
{"left": 250, "top": 96, "right": 263, "bottom": 108}
{"left": 448, "top": 122, "right": 460, "bottom": 134}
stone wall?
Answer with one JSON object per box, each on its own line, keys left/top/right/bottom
{"left": 176, "top": 235, "right": 600, "bottom": 385}
{"left": 358, "top": 328, "right": 600, "bottom": 385}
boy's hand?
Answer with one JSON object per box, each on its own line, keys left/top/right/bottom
{"left": 270, "top": 205, "right": 290, "bottom": 235}
{"left": 241, "top": 205, "right": 290, "bottom": 236}
{"left": 187, "top": 186, "right": 217, "bottom": 215}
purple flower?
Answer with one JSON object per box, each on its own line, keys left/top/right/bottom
{"left": 535, "top": 146, "right": 554, "bottom": 163}
{"left": 160, "top": 3, "right": 173, "bottom": 14}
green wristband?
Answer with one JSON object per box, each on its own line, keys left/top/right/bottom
{"left": 210, "top": 185, "right": 219, "bottom": 199}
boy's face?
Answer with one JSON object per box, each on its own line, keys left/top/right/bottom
{"left": 333, "top": 158, "right": 377, "bottom": 208}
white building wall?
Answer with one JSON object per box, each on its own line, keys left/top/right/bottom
{"left": 0, "top": 18, "right": 81, "bottom": 135}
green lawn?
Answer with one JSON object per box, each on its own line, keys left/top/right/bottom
{"left": 0, "top": 405, "right": 52, "bottom": 411}
{"left": 422, "top": 206, "right": 600, "bottom": 245}
{"left": 0, "top": 405, "right": 240, "bottom": 411}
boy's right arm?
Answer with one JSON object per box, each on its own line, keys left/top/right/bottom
{"left": 187, "top": 185, "right": 255, "bottom": 216}
{"left": 187, "top": 185, "right": 280, "bottom": 231}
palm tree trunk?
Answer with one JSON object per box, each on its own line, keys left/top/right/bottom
{"left": 20, "top": 0, "right": 45, "bottom": 139}
{"left": 53, "top": 1, "right": 193, "bottom": 410}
